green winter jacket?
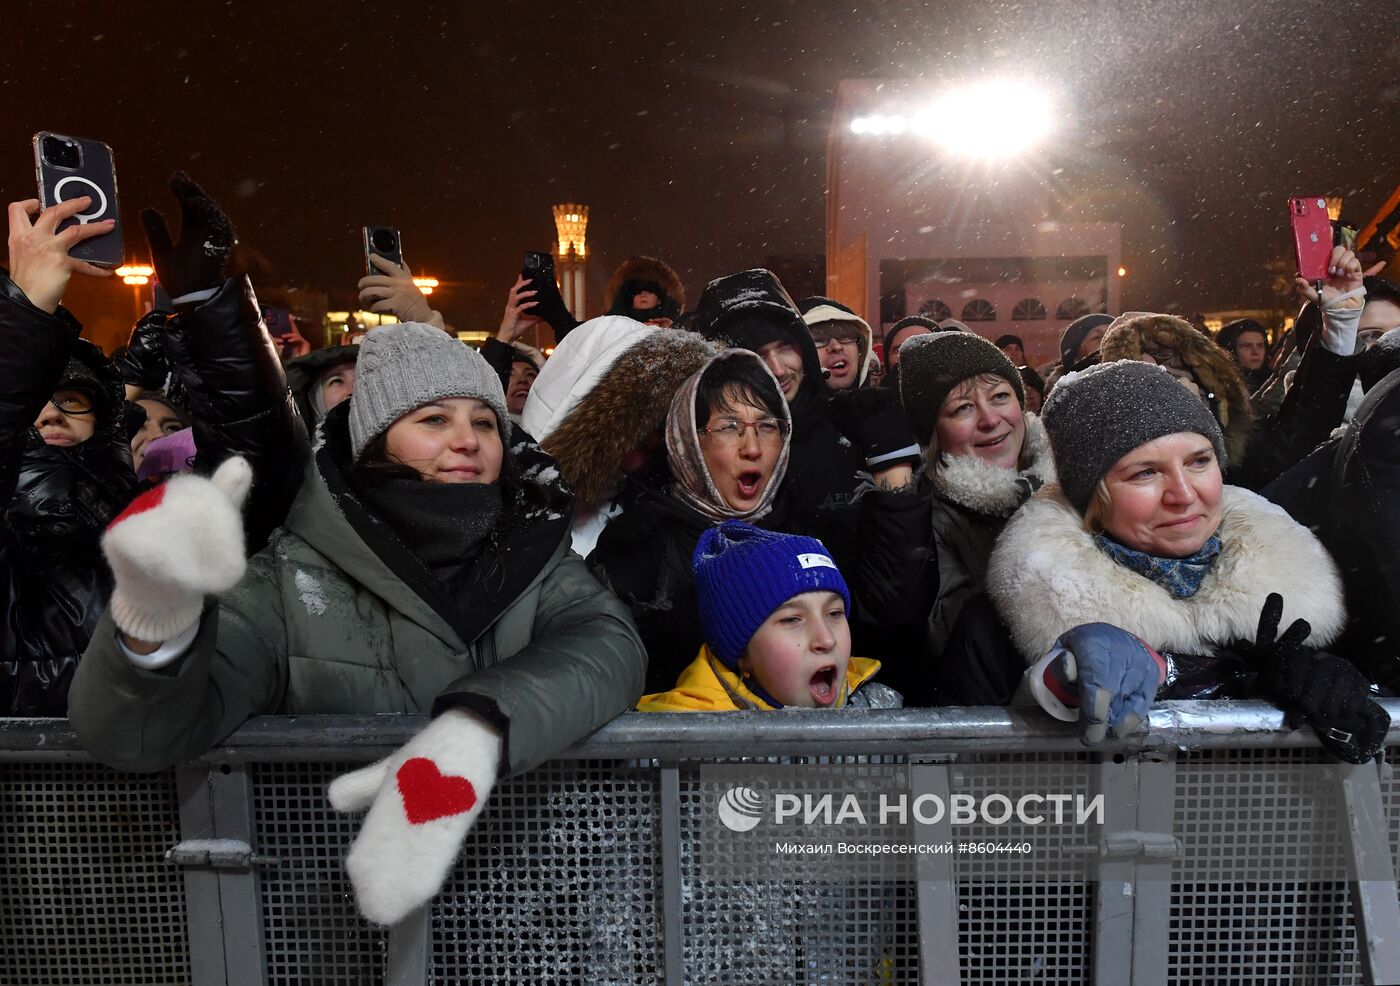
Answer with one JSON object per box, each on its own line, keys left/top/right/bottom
{"left": 69, "top": 410, "right": 646, "bottom": 775}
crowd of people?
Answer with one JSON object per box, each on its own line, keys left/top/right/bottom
{"left": 3, "top": 173, "right": 1398, "bottom": 923}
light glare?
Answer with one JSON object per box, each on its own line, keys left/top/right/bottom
{"left": 924, "top": 80, "right": 1055, "bottom": 159}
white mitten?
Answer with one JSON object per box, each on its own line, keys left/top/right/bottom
{"left": 101, "top": 456, "right": 252, "bottom": 643}
{"left": 327, "top": 708, "right": 502, "bottom": 926}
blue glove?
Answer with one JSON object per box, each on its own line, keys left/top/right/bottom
{"left": 1029, "top": 623, "right": 1166, "bottom": 745}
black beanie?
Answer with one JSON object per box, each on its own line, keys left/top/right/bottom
{"left": 1041, "top": 360, "right": 1226, "bottom": 512}
{"left": 882, "top": 316, "right": 940, "bottom": 361}
{"left": 897, "top": 331, "right": 1026, "bottom": 443}
{"left": 1059, "top": 312, "right": 1114, "bottom": 370}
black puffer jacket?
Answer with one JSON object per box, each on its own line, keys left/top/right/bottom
{"left": 0, "top": 273, "right": 306, "bottom": 716}
{"left": 0, "top": 277, "right": 136, "bottom": 716}
{"left": 164, "top": 276, "right": 309, "bottom": 550}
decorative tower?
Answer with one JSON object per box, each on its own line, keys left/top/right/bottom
{"left": 552, "top": 204, "right": 589, "bottom": 322}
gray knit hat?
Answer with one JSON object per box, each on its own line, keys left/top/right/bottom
{"left": 1041, "top": 360, "right": 1226, "bottom": 512}
{"left": 897, "top": 331, "right": 1026, "bottom": 443}
{"left": 348, "top": 321, "right": 510, "bottom": 461}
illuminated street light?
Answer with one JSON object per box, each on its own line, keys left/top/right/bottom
{"left": 1117, "top": 266, "right": 1128, "bottom": 277}
{"left": 412, "top": 276, "right": 439, "bottom": 296}
{"left": 116, "top": 263, "right": 154, "bottom": 286}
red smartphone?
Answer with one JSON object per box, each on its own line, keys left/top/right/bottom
{"left": 1290, "top": 196, "right": 1333, "bottom": 282}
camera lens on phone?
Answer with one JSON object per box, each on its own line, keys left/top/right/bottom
{"left": 42, "top": 136, "right": 81, "bottom": 170}
{"left": 371, "top": 229, "right": 398, "bottom": 253}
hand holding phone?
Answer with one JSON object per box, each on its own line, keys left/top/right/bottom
{"left": 5, "top": 197, "right": 115, "bottom": 314}
{"left": 363, "top": 226, "right": 405, "bottom": 276}
{"left": 1290, "top": 197, "right": 1334, "bottom": 284}
{"left": 33, "top": 132, "right": 123, "bottom": 269}
{"left": 519, "top": 250, "right": 577, "bottom": 334}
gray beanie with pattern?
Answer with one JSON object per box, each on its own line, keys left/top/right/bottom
{"left": 1041, "top": 360, "right": 1226, "bottom": 512}
{"left": 348, "top": 321, "right": 510, "bottom": 461}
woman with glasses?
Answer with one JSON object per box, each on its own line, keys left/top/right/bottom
{"left": 1, "top": 196, "right": 139, "bottom": 715}
{"left": 588, "top": 349, "right": 798, "bottom": 691}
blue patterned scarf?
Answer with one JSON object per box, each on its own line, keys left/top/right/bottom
{"left": 1093, "top": 532, "right": 1222, "bottom": 599}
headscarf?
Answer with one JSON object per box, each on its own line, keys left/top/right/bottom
{"left": 664, "top": 349, "right": 791, "bottom": 522}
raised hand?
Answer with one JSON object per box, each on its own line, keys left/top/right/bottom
{"left": 357, "top": 253, "right": 442, "bottom": 328}
{"left": 498, "top": 275, "right": 541, "bottom": 344}
{"left": 140, "top": 172, "right": 235, "bottom": 300}
{"left": 6, "top": 198, "right": 115, "bottom": 313}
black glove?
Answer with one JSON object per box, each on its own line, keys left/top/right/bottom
{"left": 826, "top": 387, "right": 921, "bottom": 471}
{"left": 111, "top": 310, "right": 171, "bottom": 389}
{"left": 140, "top": 172, "right": 235, "bottom": 301}
{"left": 1248, "top": 594, "right": 1390, "bottom": 763}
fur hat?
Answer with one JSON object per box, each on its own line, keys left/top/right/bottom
{"left": 537, "top": 328, "right": 717, "bottom": 512}
{"left": 606, "top": 255, "right": 686, "bottom": 320}
{"left": 349, "top": 322, "right": 508, "bottom": 461}
{"left": 1098, "top": 312, "right": 1255, "bottom": 464}
{"left": 1041, "top": 360, "right": 1226, "bottom": 512}
{"left": 897, "top": 331, "right": 1026, "bottom": 443}
{"left": 1059, "top": 312, "right": 1114, "bottom": 370}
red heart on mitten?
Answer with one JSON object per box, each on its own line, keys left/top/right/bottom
{"left": 395, "top": 757, "right": 478, "bottom": 825}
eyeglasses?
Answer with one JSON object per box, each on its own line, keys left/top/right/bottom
{"left": 811, "top": 331, "right": 860, "bottom": 348}
{"left": 698, "top": 417, "right": 789, "bottom": 446}
{"left": 50, "top": 391, "right": 96, "bottom": 415}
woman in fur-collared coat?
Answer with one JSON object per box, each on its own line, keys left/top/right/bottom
{"left": 985, "top": 360, "right": 1387, "bottom": 763}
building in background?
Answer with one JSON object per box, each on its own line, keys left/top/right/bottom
{"left": 825, "top": 79, "right": 1121, "bottom": 366}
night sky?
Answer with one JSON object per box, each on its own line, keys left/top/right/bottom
{"left": 6, "top": 0, "right": 1397, "bottom": 331}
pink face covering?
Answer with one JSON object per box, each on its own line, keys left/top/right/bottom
{"left": 136, "top": 427, "right": 197, "bottom": 482}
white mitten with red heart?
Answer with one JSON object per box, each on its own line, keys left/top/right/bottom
{"left": 327, "top": 708, "right": 501, "bottom": 926}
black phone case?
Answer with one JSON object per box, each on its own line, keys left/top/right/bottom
{"left": 363, "top": 225, "right": 405, "bottom": 275}
{"left": 33, "top": 133, "right": 123, "bottom": 268}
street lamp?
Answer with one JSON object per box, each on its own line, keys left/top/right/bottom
{"left": 115, "top": 264, "right": 155, "bottom": 321}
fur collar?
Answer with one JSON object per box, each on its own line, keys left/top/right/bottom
{"left": 986, "top": 484, "right": 1346, "bottom": 662}
{"left": 930, "top": 414, "right": 1056, "bottom": 518}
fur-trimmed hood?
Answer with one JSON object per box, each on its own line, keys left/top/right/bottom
{"left": 986, "top": 484, "right": 1346, "bottom": 663}
{"left": 930, "top": 414, "right": 1056, "bottom": 518}
{"left": 1099, "top": 313, "right": 1256, "bottom": 464}
{"left": 606, "top": 256, "right": 686, "bottom": 320}
{"left": 534, "top": 327, "right": 717, "bottom": 513}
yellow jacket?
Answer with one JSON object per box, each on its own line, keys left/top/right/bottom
{"left": 637, "top": 645, "right": 882, "bottom": 712}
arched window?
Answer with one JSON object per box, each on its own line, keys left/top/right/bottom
{"left": 917, "top": 298, "right": 952, "bottom": 321}
{"left": 1011, "top": 297, "right": 1047, "bottom": 321}
{"left": 1056, "top": 297, "right": 1091, "bottom": 320}
{"left": 962, "top": 298, "right": 997, "bottom": 322}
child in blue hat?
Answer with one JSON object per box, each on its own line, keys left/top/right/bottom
{"left": 637, "top": 521, "right": 901, "bottom": 711}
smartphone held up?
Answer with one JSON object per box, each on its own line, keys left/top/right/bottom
{"left": 1290, "top": 196, "right": 1333, "bottom": 285}
{"left": 363, "top": 225, "right": 405, "bottom": 275}
{"left": 32, "top": 131, "right": 123, "bottom": 268}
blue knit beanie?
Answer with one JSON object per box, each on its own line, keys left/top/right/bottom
{"left": 693, "top": 521, "right": 852, "bottom": 667}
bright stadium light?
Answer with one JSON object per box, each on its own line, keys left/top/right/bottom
{"left": 850, "top": 79, "right": 1058, "bottom": 160}
{"left": 921, "top": 79, "right": 1056, "bottom": 160}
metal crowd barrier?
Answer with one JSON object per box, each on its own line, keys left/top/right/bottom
{"left": 2, "top": 700, "right": 1399, "bottom": 985}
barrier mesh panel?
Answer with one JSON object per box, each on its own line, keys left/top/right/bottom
{"left": 253, "top": 761, "right": 387, "bottom": 986}
{"left": 1168, "top": 748, "right": 1360, "bottom": 985}
{"left": 954, "top": 752, "right": 1094, "bottom": 985}
{"left": 0, "top": 762, "right": 190, "bottom": 986}
{"left": 679, "top": 757, "right": 920, "bottom": 984}
{"left": 431, "top": 758, "right": 664, "bottom": 984}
